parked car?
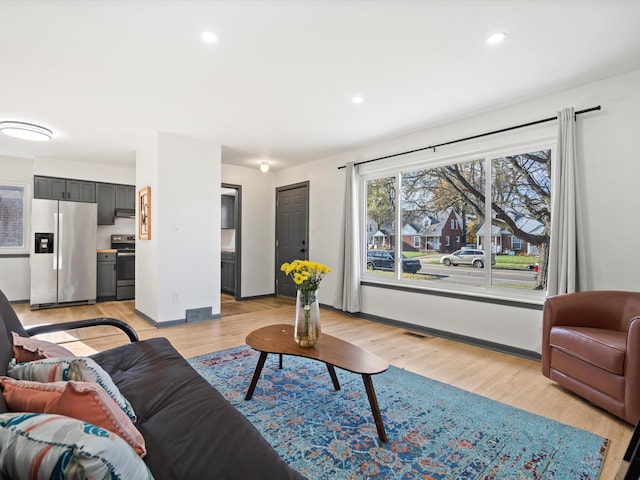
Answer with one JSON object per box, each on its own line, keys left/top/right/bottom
{"left": 440, "top": 249, "right": 495, "bottom": 268}
{"left": 367, "top": 250, "right": 422, "bottom": 274}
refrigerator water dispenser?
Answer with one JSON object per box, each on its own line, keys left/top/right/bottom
{"left": 34, "top": 233, "right": 54, "bottom": 253}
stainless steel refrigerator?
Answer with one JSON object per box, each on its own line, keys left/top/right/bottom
{"left": 30, "top": 199, "right": 97, "bottom": 309}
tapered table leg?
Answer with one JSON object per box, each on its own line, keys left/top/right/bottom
{"left": 326, "top": 364, "right": 341, "bottom": 390}
{"left": 362, "top": 374, "right": 387, "bottom": 442}
{"left": 245, "top": 325, "right": 389, "bottom": 440}
{"left": 245, "top": 352, "right": 268, "bottom": 400}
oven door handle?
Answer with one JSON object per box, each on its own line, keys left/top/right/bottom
{"left": 117, "top": 252, "right": 136, "bottom": 257}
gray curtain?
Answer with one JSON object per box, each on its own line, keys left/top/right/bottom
{"left": 547, "top": 107, "right": 588, "bottom": 295}
{"left": 333, "top": 162, "right": 361, "bottom": 312}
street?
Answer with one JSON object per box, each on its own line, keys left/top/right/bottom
{"left": 419, "top": 263, "right": 537, "bottom": 288}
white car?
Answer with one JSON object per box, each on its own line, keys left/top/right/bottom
{"left": 440, "top": 249, "right": 495, "bottom": 268}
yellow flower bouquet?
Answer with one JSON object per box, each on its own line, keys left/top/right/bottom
{"left": 280, "top": 260, "right": 331, "bottom": 303}
{"left": 280, "top": 260, "right": 331, "bottom": 347}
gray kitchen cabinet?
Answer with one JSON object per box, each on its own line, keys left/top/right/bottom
{"left": 67, "top": 179, "right": 96, "bottom": 202}
{"left": 97, "top": 252, "right": 117, "bottom": 299}
{"left": 116, "top": 184, "right": 135, "bottom": 210}
{"left": 96, "top": 183, "right": 116, "bottom": 225}
{"left": 34, "top": 176, "right": 96, "bottom": 203}
{"left": 221, "top": 251, "right": 236, "bottom": 294}
{"left": 34, "top": 176, "right": 66, "bottom": 200}
{"left": 221, "top": 195, "right": 235, "bottom": 229}
{"left": 97, "top": 182, "right": 135, "bottom": 224}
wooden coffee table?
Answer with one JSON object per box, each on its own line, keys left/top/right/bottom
{"left": 245, "top": 324, "right": 390, "bottom": 442}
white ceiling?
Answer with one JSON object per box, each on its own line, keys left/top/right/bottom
{"left": 1, "top": 1, "right": 640, "bottom": 172}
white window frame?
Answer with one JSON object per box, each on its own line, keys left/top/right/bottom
{"left": 413, "top": 236, "right": 420, "bottom": 248}
{"left": 360, "top": 137, "right": 554, "bottom": 303}
{"left": 512, "top": 236, "right": 522, "bottom": 250}
{"left": 0, "top": 181, "right": 30, "bottom": 255}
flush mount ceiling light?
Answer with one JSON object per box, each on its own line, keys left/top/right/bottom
{"left": 260, "top": 161, "right": 270, "bottom": 173}
{"left": 201, "top": 31, "right": 218, "bottom": 44}
{"left": 352, "top": 96, "right": 364, "bottom": 104}
{"left": 0, "top": 121, "right": 52, "bottom": 141}
{"left": 487, "top": 32, "right": 507, "bottom": 45}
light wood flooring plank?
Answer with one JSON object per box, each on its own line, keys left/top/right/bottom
{"left": 12, "top": 295, "right": 632, "bottom": 479}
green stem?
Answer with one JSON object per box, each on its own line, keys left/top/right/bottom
{"left": 301, "top": 289, "right": 316, "bottom": 336}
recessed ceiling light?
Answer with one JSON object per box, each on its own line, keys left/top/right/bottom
{"left": 0, "top": 121, "right": 52, "bottom": 141}
{"left": 487, "top": 32, "right": 507, "bottom": 45}
{"left": 201, "top": 31, "right": 218, "bottom": 44}
{"left": 352, "top": 96, "right": 364, "bottom": 104}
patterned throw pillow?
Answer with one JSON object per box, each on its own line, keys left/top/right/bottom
{"left": 0, "top": 412, "right": 153, "bottom": 479}
{"left": 0, "top": 377, "right": 145, "bottom": 456}
{"left": 11, "top": 332, "right": 76, "bottom": 363}
{"left": 6, "top": 356, "right": 136, "bottom": 421}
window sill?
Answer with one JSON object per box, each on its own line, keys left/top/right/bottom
{"left": 360, "top": 277, "right": 545, "bottom": 310}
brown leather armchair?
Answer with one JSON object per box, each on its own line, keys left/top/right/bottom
{"left": 542, "top": 290, "right": 640, "bottom": 425}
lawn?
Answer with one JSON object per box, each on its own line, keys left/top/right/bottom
{"left": 404, "top": 251, "right": 538, "bottom": 270}
{"left": 494, "top": 255, "right": 539, "bottom": 271}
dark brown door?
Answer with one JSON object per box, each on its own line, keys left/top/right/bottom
{"left": 275, "top": 182, "right": 309, "bottom": 297}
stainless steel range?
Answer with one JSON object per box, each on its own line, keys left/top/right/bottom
{"left": 111, "top": 234, "right": 135, "bottom": 300}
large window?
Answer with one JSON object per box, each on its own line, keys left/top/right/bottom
{"left": 0, "top": 183, "right": 27, "bottom": 252}
{"left": 363, "top": 146, "right": 551, "bottom": 298}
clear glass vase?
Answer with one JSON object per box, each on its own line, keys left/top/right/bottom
{"left": 294, "top": 290, "right": 321, "bottom": 347}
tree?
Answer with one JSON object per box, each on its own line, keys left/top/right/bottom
{"left": 366, "top": 177, "right": 396, "bottom": 230}
{"left": 401, "top": 150, "right": 551, "bottom": 290}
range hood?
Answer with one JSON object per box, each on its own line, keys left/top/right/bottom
{"left": 115, "top": 208, "right": 135, "bottom": 218}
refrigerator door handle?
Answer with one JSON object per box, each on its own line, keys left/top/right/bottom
{"left": 57, "top": 213, "right": 63, "bottom": 270}
{"left": 53, "top": 212, "right": 59, "bottom": 271}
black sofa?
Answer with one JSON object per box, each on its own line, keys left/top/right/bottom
{"left": 0, "top": 289, "right": 305, "bottom": 479}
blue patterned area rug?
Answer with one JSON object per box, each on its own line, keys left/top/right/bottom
{"left": 188, "top": 346, "right": 608, "bottom": 479}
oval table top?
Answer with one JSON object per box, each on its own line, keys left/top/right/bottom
{"left": 246, "top": 324, "right": 389, "bottom": 375}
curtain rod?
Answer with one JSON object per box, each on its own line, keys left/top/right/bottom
{"left": 337, "top": 105, "right": 601, "bottom": 170}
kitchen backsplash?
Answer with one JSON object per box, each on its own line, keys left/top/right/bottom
{"left": 96, "top": 217, "right": 136, "bottom": 249}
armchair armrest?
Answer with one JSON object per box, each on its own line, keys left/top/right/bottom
{"left": 25, "top": 318, "right": 138, "bottom": 343}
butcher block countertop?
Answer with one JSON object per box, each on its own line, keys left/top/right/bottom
{"left": 97, "top": 249, "right": 117, "bottom": 253}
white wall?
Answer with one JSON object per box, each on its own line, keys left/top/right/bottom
{"left": 0, "top": 156, "right": 135, "bottom": 301}
{"left": 135, "top": 133, "right": 160, "bottom": 321}
{"left": 274, "top": 68, "right": 640, "bottom": 354}
{"left": 33, "top": 157, "right": 135, "bottom": 185}
{"left": 136, "top": 132, "right": 221, "bottom": 324}
{"left": 221, "top": 164, "right": 276, "bottom": 298}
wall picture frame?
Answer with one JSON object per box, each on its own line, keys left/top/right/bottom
{"left": 138, "top": 186, "right": 151, "bottom": 240}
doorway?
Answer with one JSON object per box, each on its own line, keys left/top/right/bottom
{"left": 275, "top": 181, "right": 309, "bottom": 297}
{"left": 221, "top": 183, "right": 241, "bottom": 301}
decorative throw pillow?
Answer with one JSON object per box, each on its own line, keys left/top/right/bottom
{"left": 0, "top": 377, "right": 145, "bottom": 456}
{"left": 6, "top": 356, "right": 136, "bottom": 421}
{"left": 11, "top": 332, "right": 76, "bottom": 363}
{"left": 0, "top": 412, "right": 153, "bottom": 479}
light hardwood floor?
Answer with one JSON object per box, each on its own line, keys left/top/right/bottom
{"left": 13, "top": 295, "right": 632, "bottom": 479}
